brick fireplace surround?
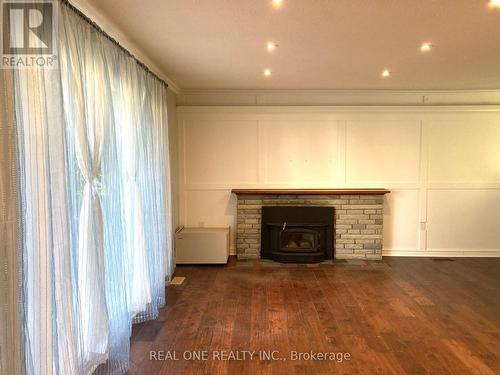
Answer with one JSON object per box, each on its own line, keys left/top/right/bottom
{"left": 233, "top": 189, "right": 391, "bottom": 261}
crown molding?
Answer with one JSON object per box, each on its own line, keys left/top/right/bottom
{"left": 178, "top": 104, "right": 500, "bottom": 116}
{"left": 177, "top": 89, "right": 500, "bottom": 107}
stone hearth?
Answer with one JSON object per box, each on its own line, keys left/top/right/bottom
{"left": 233, "top": 189, "right": 389, "bottom": 261}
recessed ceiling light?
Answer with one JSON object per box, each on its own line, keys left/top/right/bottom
{"left": 420, "top": 42, "right": 433, "bottom": 52}
{"left": 381, "top": 69, "right": 391, "bottom": 78}
{"left": 489, "top": 0, "right": 500, "bottom": 9}
{"left": 264, "top": 69, "right": 272, "bottom": 77}
{"left": 272, "top": 0, "right": 283, "bottom": 9}
{"left": 267, "top": 42, "right": 278, "bottom": 52}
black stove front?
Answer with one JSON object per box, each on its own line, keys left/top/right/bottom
{"left": 261, "top": 206, "right": 334, "bottom": 263}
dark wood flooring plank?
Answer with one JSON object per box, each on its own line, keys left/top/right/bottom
{"left": 127, "top": 258, "right": 500, "bottom": 375}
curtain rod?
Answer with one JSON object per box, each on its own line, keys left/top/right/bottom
{"left": 61, "top": 0, "right": 168, "bottom": 87}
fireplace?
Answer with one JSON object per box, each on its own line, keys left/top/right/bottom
{"left": 261, "top": 206, "right": 334, "bottom": 263}
{"left": 233, "top": 189, "right": 388, "bottom": 260}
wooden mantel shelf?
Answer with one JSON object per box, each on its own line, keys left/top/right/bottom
{"left": 231, "top": 188, "right": 390, "bottom": 195}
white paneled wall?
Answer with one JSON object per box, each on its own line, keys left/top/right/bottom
{"left": 261, "top": 121, "right": 341, "bottom": 184}
{"left": 427, "top": 190, "right": 500, "bottom": 251}
{"left": 426, "top": 117, "right": 500, "bottom": 184}
{"left": 178, "top": 107, "right": 500, "bottom": 256}
{"left": 346, "top": 119, "right": 421, "bottom": 184}
{"left": 184, "top": 120, "right": 259, "bottom": 185}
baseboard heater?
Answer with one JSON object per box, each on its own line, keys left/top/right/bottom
{"left": 175, "top": 227, "right": 230, "bottom": 264}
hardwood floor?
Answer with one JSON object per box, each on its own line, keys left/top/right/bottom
{"left": 127, "top": 257, "right": 500, "bottom": 374}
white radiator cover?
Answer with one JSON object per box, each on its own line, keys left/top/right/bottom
{"left": 175, "top": 227, "right": 230, "bottom": 264}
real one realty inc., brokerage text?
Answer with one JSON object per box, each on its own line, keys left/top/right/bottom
{"left": 150, "top": 350, "right": 352, "bottom": 362}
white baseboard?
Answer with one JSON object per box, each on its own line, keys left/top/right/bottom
{"left": 382, "top": 248, "right": 500, "bottom": 257}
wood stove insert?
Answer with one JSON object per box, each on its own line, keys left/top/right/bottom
{"left": 261, "top": 206, "right": 334, "bottom": 263}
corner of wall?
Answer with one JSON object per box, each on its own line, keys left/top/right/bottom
{"left": 167, "top": 89, "right": 180, "bottom": 231}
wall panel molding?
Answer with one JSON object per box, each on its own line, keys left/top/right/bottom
{"left": 178, "top": 107, "right": 500, "bottom": 257}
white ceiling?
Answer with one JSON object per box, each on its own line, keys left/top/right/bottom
{"left": 87, "top": 0, "right": 500, "bottom": 90}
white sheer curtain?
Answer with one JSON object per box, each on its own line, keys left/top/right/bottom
{"left": 117, "top": 67, "right": 152, "bottom": 315}
{"left": 59, "top": 11, "right": 110, "bottom": 372}
{"left": 12, "top": 33, "right": 78, "bottom": 375}
{"left": 13, "top": 1, "right": 173, "bottom": 374}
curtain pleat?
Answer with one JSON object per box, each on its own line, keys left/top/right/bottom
{"left": 13, "top": 1, "right": 173, "bottom": 374}
{"left": 0, "top": 68, "right": 24, "bottom": 375}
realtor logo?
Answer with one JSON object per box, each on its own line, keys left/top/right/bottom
{"left": 1, "top": 0, "right": 57, "bottom": 68}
